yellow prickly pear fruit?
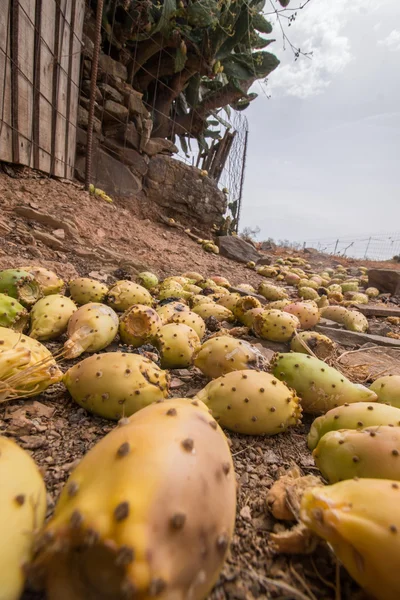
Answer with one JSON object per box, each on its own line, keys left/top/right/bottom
{"left": 290, "top": 331, "right": 335, "bottom": 360}
{"left": 370, "top": 375, "right": 400, "bottom": 408}
{"left": 183, "top": 283, "right": 202, "bottom": 294}
{"left": 0, "top": 437, "right": 47, "bottom": 600}
{"left": 307, "top": 402, "right": 400, "bottom": 450}
{"left": 241, "top": 307, "right": 264, "bottom": 328}
{"left": 28, "top": 399, "right": 236, "bottom": 600}
{"left": 233, "top": 296, "right": 261, "bottom": 323}
{"left": 192, "top": 303, "right": 234, "bottom": 322}
{"left": 69, "top": 277, "right": 108, "bottom": 305}
{"left": 298, "top": 287, "right": 319, "bottom": 301}
{"left": 158, "top": 287, "right": 192, "bottom": 301}
{"left": 29, "top": 294, "right": 77, "bottom": 341}
{"left": 235, "top": 283, "right": 255, "bottom": 293}
{"left": 167, "top": 310, "right": 206, "bottom": 340}
{"left": 328, "top": 283, "right": 342, "bottom": 293}
{"left": 203, "top": 242, "right": 219, "bottom": 254}
{"left": 64, "top": 352, "right": 169, "bottom": 419}
{"left": 285, "top": 272, "right": 301, "bottom": 285}
{"left": 246, "top": 261, "right": 256, "bottom": 269}
{"left": 194, "top": 336, "right": 268, "bottom": 379}
{"left": 258, "top": 282, "right": 288, "bottom": 301}
{"left": 0, "top": 293, "right": 29, "bottom": 332}
{"left": 327, "top": 290, "right": 344, "bottom": 303}
{"left": 107, "top": 280, "right": 152, "bottom": 311}
{"left": 209, "top": 285, "right": 229, "bottom": 296}
{"left": 346, "top": 292, "right": 368, "bottom": 304}
{"left": 188, "top": 294, "right": 212, "bottom": 308}
{"left": 196, "top": 370, "right": 302, "bottom": 435}
{"left": 63, "top": 303, "right": 119, "bottom": 359}
{"left": 156, "top": 301, "right": 190, "bottom": 322}
{"left": 21, "top": 265, "right": 64, "bottom": 295}
{"left": 253, "top": 310, "right": 300, "bottom": 342}
{"left": 0, "top": 269, "right": 42, "bottom": 307}
{"left": 210, "top": 276, "right": 230, "bottom": 287}
{"left": 272, "top": 353, "right": 377, "bottom": 414}
{"left": 136, "top": 272, "right": 159, "bottom": 290}
{"left": 266, "top": 299, "right": 292, "bottom": 310}
{"left": 298, "top": 278, "right": 317, "bottom": 290}
{"left": 342, "top": 310, "right": 369, "bottom": 332}
{"left": 366, "top": 286, "right": 380, "bottom": 298}
{"left": 155, "top": 323, "right": 201, "bottom": 368}
{"left": 162, "top": 277, "right": 189, "bottom": 287}
{"left": 182, "top": 271, "right": 203, "bottom": 281}
{"left": 316, "top": 295, "right": 329, "bottom": 309}
{"left": 341, "top": 281, "right": 359, "bottom": 293}
{"left": 119, "top": 305, "right": 162, "bottom": 347}
{"left": 320, "top": 305, "right": 349, "bottom": 324}
{"left": 257, "top": 266, "right": 278, "bottom": 278}
{"left": 283, "top": 301, "right": 319, "bottom": 330}
{"left": 216, "top": 293, "right": 241, "bottom": 312}
{"left": 300, "top": 478, "right": 400, "bottom": 600}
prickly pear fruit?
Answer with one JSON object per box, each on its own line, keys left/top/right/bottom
{"left": 63, "top": 303, "right": 119, "bottom": 359}
{"left": 345, "top": 292, "right": 368, "bottom": 304}
{"left": 298, "top": 287, "right": 319, "bottom": 301}
{"left": 183, "top": 283, "right": 202, "bottom": 294}
{"left": 119, "top": 305, "right": 162, "bottom": 347}
{"left": 155, "top": 323, "right": 201, "bottom": 368}
{"left": 241, "top": 307, "right": 264, "bottom": 328}
{"left": 342, "top": 310, "right": 369, "bottom": 332}
{"left": 192, "top": 303, "right": 234, "bottom": 322}
{"left": 370, "top": 375, "right": 400, "bottom": 408}
{"left": 0, "top": 436, "right": 47, "bottom": 600}
{"left": 188, "top": 294, "right": 212, "bottom": 308}
{"left": 290, "top": 331, "right": 335, "bottom": 359}
{"left": 168, "top": 310, "right": 206, "bottom": 339}
{"left": 194, "top": 336, "right": 268, "bottom": 379}
{"left": 28, "top": 399, "right": 236, "bottom": 600}
{"left": 0, "top": 293, "right": 28, "bottom": 331}
{"left": 298, "top": 278, "right": 318, "bottom": 290}
{"left": 316, "top": 295, "right": 329, "bottom": 309}
{"left": 341, "top": 281, "right": 359, "bottom": 293}
{"left": 158, "top": 286, "right": 191, "bottom": 302}
{"left": 69, "top": 277, "right": 108, "bottom": 305}
{"left": 182, "top": 271, "right": 203, "bottom": 281}
{"left": 107, "top": 280, "right": 152, "bottom": 311}
{"left": 0, "top": 326, "right": 63, "bottom": 402}
{"left": 320, "top": 305, "right": 349, "bottom": 324}
{"left": 210, "top": 276, "right": 230, "bottom": 287}
{"left": 258, "top": 282, "right": 288, "bottom": 301}
{"left": 21, "top": 266, "right": 64, "bottom": 295}
{"left": 313, "top": 426, "right": 400, "bottom": 483}
{"left": 216, "top": 293, "right": 242, "bottom": 312}
{"left": 272, "top": 353, "right": 377, "bottom": 414}
{"left": 195, "top": 370, "right": 302, "bottom": 435}
{"left": 285, "top": 272, "right": 301, "bottom": 285}
{"left": 366, "top": 287, "right": 380, "bottom": 298}
{"left": 0, "top": 269, "right": 42, "bottom": 307}
{"left": 267, "top": 299, "right": 292, "bottom": 310}
{"left": 156, "top": 301, "right": 189, "bottom": 322}
{"left": 235, "top": 283, "right": 255, "bottom": 294}
{"left": 253, "top": 310, "right": 300, "bottom": 342}
{"left": 136, "top": 271, "right": 158, "bottom": 289}
{"left": 64, "top": 352, "right": 169, "bottom": 419}
{"left": 233, "top": 296, "right": 261, "bottom": 323}
{"left": 300, "top": 478, "right": 400, "bottom": 600}
{"left": 257, "top": 266, "right": 278, "bottom": 278}
{"left": 29, "top": 294, "right": 77, "bottom": 341}
{"left": 283, "top": 302, "right": 319, "bottom": 330}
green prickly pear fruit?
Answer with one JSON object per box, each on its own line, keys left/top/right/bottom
{"left": 253, "top": 310, "right": 300, "bottom": 342}
{"left": 21, "top": 265, "right": 64, "bottom": 295}
{"left": 327, "top": 283, "right": 342, "bottom": 293}
{"left": 366, "top": 287, "right": 380, "bottom": 298}
{"left": 119, "top": 305, "right": 162, "bottom": 347}
{"left": 308, "top": 402, "right": 400, "bottom": 450}
{"left": 272, "top": 353, "right": 377, "bottom": 414}
{"left": 285, "top": 272, "right": 301, "bottom": 285}
{"left": 258, "top": 282, "right": 288, "bottom": 301}
{"left": 0, "top": 269, "right": 42, "bottom": 307}
{"left": 168, "top": 310, "right": 206, "bottom": 340}
{"left": 298, "top": 278, "right": 318, "bottom": 290}
{"left": 267, "top": 299, "right": 292, "bottom": 310}
{"left": 194, "top": 336, "right": 268, "bottom": 379}
{"left": 233, "top": 296, "right": 261, "bottom": 323}
{"left": 69, "top": 277, "right": 108, "bottom": 305}
{"left": 216, "top": 293, "right": 242, "bottom": 312}
{"left": 63, "top": 303, "right": 119, "bottom": 359}
{"left": 63, "top": 352, "right": 169, "bottom": 419}
{"left": 192, "top": 303, "right": 234, "bottom": 322}
{"left": 320, "top": 305, "right": 349, "bottom": 324}
{"left": 155, "top": 323, "right": 201, "bottom": 368}
{"left": 341, "top": 281, "right": 359, "bottom": 293}
{"left": 0, "top": 293, "right": 29, "bottom": 331}
{"left": 300, "top": 478, "right": 400, "bottom": 600}
{"left": 298, "top": 287, "right": 319, "bottom": 301}
{"left": 0, "top": 436, "right": 47, "bottom": 600}
{"left": 345, "top": 292, "right": 369, "bottom": 304}
{"left": 313, "top": 426, "right": 400, "bottom": 483}
{"left": 257, "top": 266, "right": 278, "bottom": 278}
{"left": 370, "top": 375, "right": 400, "bottom": 408}
{"left": 290, "top": 331, "right": 336, "bottom": 360}
{"left": 107, "top": 280, "right": 152, "bottom": 311}
{"left": 29, "top": 294, "right": 77, "bottom": 341}
{"left": 136, "top": 271, "right": 159, "bottom": 289}
{"left": 28, "top": 398, "right": 236, "bottom": 600}
{"left": 283, "top": 302, "right": 319, "bottom": 330}
{"left": 156, "top": 301, "right": 190, "bottom": 322}
{"left": 241, "top": 307, "right": 264, "bottom": 328}
{"left": 342, "top": 310, "right": 369, "bottom": 332}
{"left": 195, "top": 370, "right": 302, "bottom": 435}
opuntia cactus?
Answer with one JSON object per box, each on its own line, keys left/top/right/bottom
{"left": 64, "top": 352, "right": 169, "bottom": 419}
{"left": 136, "top": 271, "right": 159, "bottom": 289}
{"left": 0, "top": 269, "right": 42, "bottom": 307}
{"left": 253, "top": 310, "right": 300, "bottom": 342}
{"left": 271, "top": 353, "right": 377, "bottom": 414}
{"left": 283, "top": 302, "right": 319, "bottom": 330}
{"left": 307, "top": 401, "right": 400, "bottom": 450}
{"left": 0, "top": 293, "right": 28, "bottom": 332}
{"left": 69, "top": 277, "right": 108, "bottom": 305}
{"left": 29, "top": 294, "right": 77, "bottom": 341}
{"left": 192, "top": 303, "right": 234, "bottom": 322}
{"left": 298, "top": 287, "right": 319, "bottom": 301}
{"left": 342, "top": 310, "right": 369, "bottom": 332}
{"left": 155, "top": 323, "right": 201, "bottom": 368}
{"left": 233, "top": 296, "right": 262, "bottom": 323}
{"left": 300, "top": 478, "right": 400, "bottom": 600}
{"left": 63, "top": 303, "right": 119, "bottom": 359}
{"left": 194, "top": 336, "right": 268, "bottom": 379}
{"left": 290, "top": 331, "right": 336, "bottom": 359}
{"left": 370, "top": 375, "right": 400, "bottom": 408}
{"left": 119, "top": 304, "right": 162, "bottom": 347}
{"left": 21, "top": 265, "right": 64, "bottom": 295}
{"left": 195, "top": 370, "right": 302, "bottom": 435}
{"left": 0, "top": 436, "right": 47, "bottom": 600}
{"left": 258, "top": 283, "right": 288, "bottom": 301}
{"left": 28, "top": 398, "right": 236, "bottom": 600}
{"left": 107, "top": 280, "right": 152, "bottom": 311}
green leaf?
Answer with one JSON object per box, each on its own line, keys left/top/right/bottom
{"left": 204, "top": 129, "right": 222, "bottom": 139}
{"left": 197, "top": 134, "right": 209, "bottom": 152}
{"left": 174, "top": 44, "right": 187, "bottom": 73}
{"left": 252, "top": 13, "right": 273, "bottom": 34}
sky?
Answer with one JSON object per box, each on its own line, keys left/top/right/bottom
{"left": 239, "top": 0, "right": 400, "bottom": 252}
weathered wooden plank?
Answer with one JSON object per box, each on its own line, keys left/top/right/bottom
{"left": 315, "top": 325, "right": 400, "bottom": 349}
{"left": 38, "top": 0, "right": 56, "bottom": 174}
{"left": 0, "top": 0, "right": 13, "bottom": 163}
{"left": 17, "top": 0, "right": 35, "bottom": 167}
{"left": 354, "top": 304, "right": 400, "bottom": 318}
{"left": 32, "top": 0, "right": 43, "bottom": 169}
{"left": 54, "top": 0, "right": 70, "bottom": 176}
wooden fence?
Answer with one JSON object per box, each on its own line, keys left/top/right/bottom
{"left": 0, "top": 0, "right": 85, "bottom": 179}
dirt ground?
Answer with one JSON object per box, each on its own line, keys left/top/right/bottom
{"left": 1, "top": 165, "right": 399, "bottom": 599}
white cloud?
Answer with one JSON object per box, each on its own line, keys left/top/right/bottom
{"left": 378, "top": 29, "right": 400, "bottom": 51}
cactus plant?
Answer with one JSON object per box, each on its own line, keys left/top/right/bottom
{"left": 272, "top": 353, "right": 378, "bottom": 414}
{"left": 370, "top": 375, "right": 400, "bottom": 408}
{"left": 119, "top": 305, "right": 162, "bottom": 347}
{"left": 29, "top": 294, "right": 77, "bottom": 341}
{"left": 107, "top": 280, "right": 152, "bottom": 311}
{"left": 0, "top": 269, "right": 42, "bottom": 307}
{"left": 64, "top": 352, "right": 169, "bottom": 419}
{"left": 0, "top": 293, "right": 29, "bottom": 331}
{"left": 253, "top": 310, "right": 300, "bottom": 342}
{"left": 69, "top": 277, "right": 108, "bottom": 305}
{"left": 192, "top": 303, "right": 234, "bottom": 322}
{"left": 194, "top": 336, "right": 268, "bottom": 379}
{"left": 28, "top": 398, "right": 236, "bottom": 600}
{"left": 136, "top": 271, "right": 159, "bottom": 289}
{"left": 155, "top": 323, "right": 201, "bottom": 368}
{"left": 63, "top": 303, "right": 119, "bottom": 359}
{"left": 21, "top": 265, "right": 64, "bottom": 295}
{"left": 195, "top": 369, "right": 302, "bottom": 435}
{"left": 290, "top": 331, "right": 335, "bottom": 359}
{"left": 0, "top": 436, "right": 47, "bottom": 600}
{"left": 283, "top": 302, "right": 319, "bottom": 330}
{"left": 300, "top": 478, "right": 400, "bottom": 600}
{"left": 258, "top": 283, "right": 288, "bottom": 301}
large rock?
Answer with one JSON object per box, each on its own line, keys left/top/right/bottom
{"left": 144, "top": 138, "right": 178, "bottom": 157}
{"left": 102, "top": 138, "right": 148, "bottom": 177}
{"left": 75, "top": 149, "right": 142, "bottom": 197}
{"left": 78, "top": 106, "right": 101, "bottom": 133}
{"left": 103, "top": 122, "right": 141, "bottom": 151}
{"left": 98, "top": 55, "right": 127, "bottom": 81}
{"left": 217, "top": 236, "right": 261, "bottom": 264}
{"left": 368, "top": 269, "right": 400, "bottom": 296}
{"left": 98, "top": 83, "right": 123, "bottom": 104}
{"left": 144, "top": 156, "right": 227, "bottom": 227}
{"left": 103, "top": 100, "right": 129, "bottom": 123}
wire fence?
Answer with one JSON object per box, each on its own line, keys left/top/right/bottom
{"left": 298, "top": 233, "right": 400, "bottom": 261}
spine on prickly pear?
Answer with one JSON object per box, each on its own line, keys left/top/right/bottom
{"left": 29, "top": 295, "right": 77, "bottom": 341}
{"left": 27, "top": 399, "right": 236, "bottom": 600}
{"left": 0, "top": 293, "right": 29, "bottom": 332}
{"left": 0, "top": 269, "right": 42, "bottom": 307}
{"left": 63, "top": 302, "right": 119, "bottom": 359}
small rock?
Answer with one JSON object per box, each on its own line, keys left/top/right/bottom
{"left": 217, "top": 236, "right": 260, "bottom": 264}
{"left": 103, "top": 100, "right": 129, "bottom": 123}
{"left": 239, "top": 505, "right": 252, "bottom": 521}
{"left": 19, "top": 435, "right": 46, "bottom": 449}
{"left": 88, "top": 270, "right": 108, "bottom": 282}
{"left": 98, "top": 83, "right": 123, "bottom": 104}
{"left": 264, "top": 449, "right": 280, "bottom": 464}
{"left": 26, "top": 401, "right": 55, "bottom": 419}
{"left": 98, "top": 54, "right": 127, "bottom": 81}
{"left": 52, "top": 228, "right": 65, "bottom": 240}
{"left": 170, "top": 377, "right": 185, "bottom": 389}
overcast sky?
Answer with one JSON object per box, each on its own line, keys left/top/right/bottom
{"left": 240, "top": 0, "right": 400, "bottom": 248}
